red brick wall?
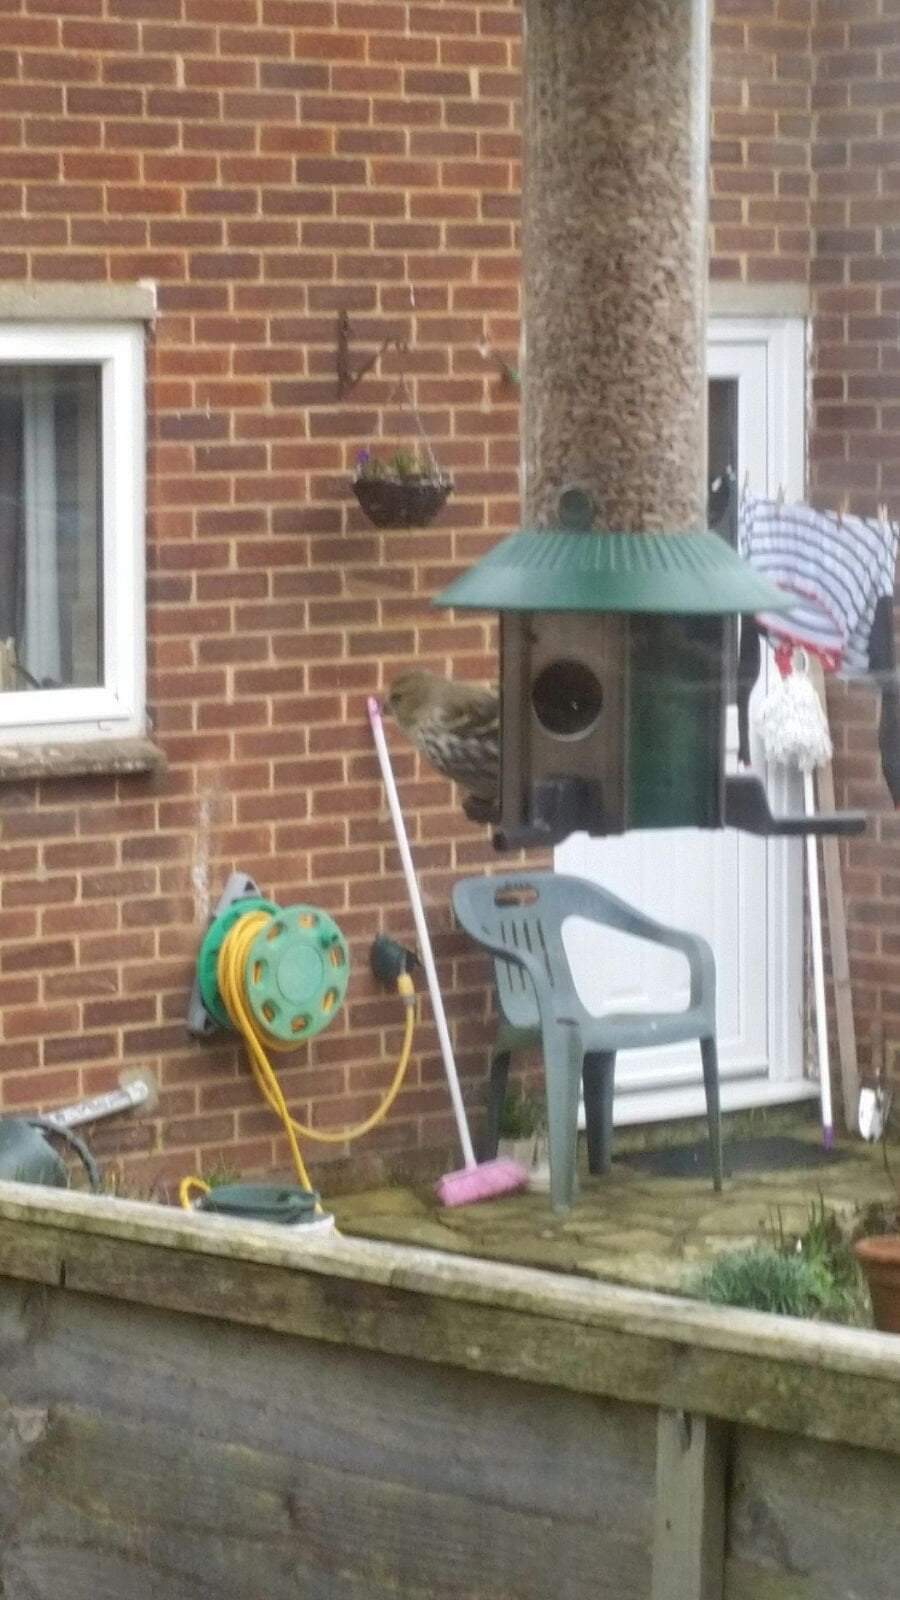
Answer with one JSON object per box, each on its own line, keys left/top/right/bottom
{"left": 808, "top": 0, "right": 900, "bottom": 1086}
{"left": 0, "top": 0, "right": 892, "bottom": 1189}
{"left": 710, "top": 0, "right": 813, "bottom": 287}
{"left": 709, "top": 0, "right": 900, "bottom": 1095}
{"left": 0, "top": 0, "right": 525, "bottom": 1191}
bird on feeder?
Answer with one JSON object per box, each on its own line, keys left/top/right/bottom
{"left": 384, "top": 670, "right": 500, "bottom": 821}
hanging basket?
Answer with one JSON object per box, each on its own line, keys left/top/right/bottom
{"left": 352, "top": 471, "right": 453, "bottom": 530}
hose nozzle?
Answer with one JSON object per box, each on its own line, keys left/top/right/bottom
{"left": 370, "top": 934, "right": 418, "bottom": 989}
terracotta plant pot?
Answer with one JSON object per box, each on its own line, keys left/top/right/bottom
{"left": 854, "top": 1234, "right": 900, "bottom": 1333}
{"left": 352, "top": 473, "right": 452, "bottom": 530}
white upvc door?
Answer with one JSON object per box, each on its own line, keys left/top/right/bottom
{"left": 556, "top": 317, "right": 811, "bottom": 1126}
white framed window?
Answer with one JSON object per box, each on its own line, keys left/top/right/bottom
{"left": 0, "top": 320, "right": 145, "bottom": 744}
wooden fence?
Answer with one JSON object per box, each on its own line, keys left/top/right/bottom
{"left": 0, "top": 1182, "right": 897, "bottom": 1599}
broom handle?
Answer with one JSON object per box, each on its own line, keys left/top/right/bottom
{"left": 803, "top": 769, "right": 833, "bottom": 1147}
{"left": 368, "top": 698, "right": 477, "bottom": 1169}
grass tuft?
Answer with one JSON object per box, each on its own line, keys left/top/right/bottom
{"left": 690, "top": 1197, "right": 870, "bottom": 1324}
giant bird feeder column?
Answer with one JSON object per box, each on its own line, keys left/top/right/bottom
{"left": 521, "top": 0, "right": 709, "bottom": 536}
{"left": 436, "top": 0, "right": 864, "bottom": 851}
{"left": 437, "top": 0, "right": 779, "bottom": 845}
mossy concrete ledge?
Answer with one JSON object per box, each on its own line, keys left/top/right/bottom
{"left": 0, "top": 1181, "right": 899, "bottom": 1599}
{"left": 0, "top": 1180, "right": 898, "bottom": 1454}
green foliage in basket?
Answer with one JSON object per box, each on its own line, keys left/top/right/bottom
{"left": 354, "top": 446, "right": 447, "bottom": 483}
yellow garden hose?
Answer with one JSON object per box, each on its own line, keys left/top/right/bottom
{"left": 179, "top": 908, "right": 416, "bottom": 1210}
{"left": 179, "top": 1175, "right": 210, "bottom": 1210}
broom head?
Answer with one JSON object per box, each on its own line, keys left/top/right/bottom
{"left": 435, "top": 1158, "right": 529, "bottom": 1208}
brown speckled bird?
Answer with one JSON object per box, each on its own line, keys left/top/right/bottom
{"left": 385, "top": 670, "right": 499, "bottom": 819}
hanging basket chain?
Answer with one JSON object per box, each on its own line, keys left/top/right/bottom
{"left": 350, "top": 329, "right": 453, "bottom": 529}
{"left": 383, "top": 349, "right": 444, "bottom": 479}
{"left": 400, "top": 377, "right": 442, "bottom": 478}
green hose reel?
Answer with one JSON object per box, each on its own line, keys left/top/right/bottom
{"left": 197, "top": 896, "right": 277, "bottom": 1029}
{"left": 197, "top": 897, "right": 351, "bottom": 1042}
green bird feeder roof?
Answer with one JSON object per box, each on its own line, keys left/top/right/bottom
{"left": 433, "top": 530, "right": 793, "bottom": 615}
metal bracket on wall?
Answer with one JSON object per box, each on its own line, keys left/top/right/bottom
{"left": 186, "top": 869, "right": 266, "bottom": 1038}
{"left": 336, "top": 310, "right": 406, "bottom": 400}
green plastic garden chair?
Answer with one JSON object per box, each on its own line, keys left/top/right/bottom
{"left": 452, "top": 872, "right": 722, "bottom": 1213}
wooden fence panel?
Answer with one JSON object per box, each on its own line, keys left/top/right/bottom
{"left": 0, "top": 1280, "right": 654, "bottom": 1600}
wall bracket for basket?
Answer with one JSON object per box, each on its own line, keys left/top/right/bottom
{"left": 336, "top": 310, "right": 406, "bottom": 400}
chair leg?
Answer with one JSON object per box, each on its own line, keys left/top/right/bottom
{"left": 481, "top": 1049, "right": 510, "bottom": 1162}
{"left": 700, "top": 1036, "right": 723, "bottom": 1193}
{"left": 582, "top": 1051, "right": 616, "bottom": 1175}
{"left": 545, "top": 1021, "right": 583, "bottom": 1214}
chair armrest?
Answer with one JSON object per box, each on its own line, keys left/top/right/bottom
{"left": 655, "top": 928, "right": 716, "bottom": 1011}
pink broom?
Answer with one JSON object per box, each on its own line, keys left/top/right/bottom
{"left": 368, "top": 696, "right": 528, "bottom": 1206}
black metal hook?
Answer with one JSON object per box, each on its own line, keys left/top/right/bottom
{"left": 336, "top": 310, "right": 407, "bottom": 400}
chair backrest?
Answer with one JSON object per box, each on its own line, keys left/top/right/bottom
{"left": 452, "top": 871, "right": 699, "bottom": 1031}
{"left": 452, "top": 873, "right": 586, "bottom": 1030}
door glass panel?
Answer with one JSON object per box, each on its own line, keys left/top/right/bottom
{"left": 708, "top": 378, "right": 738, "bottom": 545}
{"left": 0, "top": 364, "right": 103, "bottom": 694}
{"left": 708, "top": 377, "right": 739, "bottom": 703}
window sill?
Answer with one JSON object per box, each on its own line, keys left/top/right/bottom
{"left": 0, "top": 736, "right": 165, "bottom": 784}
